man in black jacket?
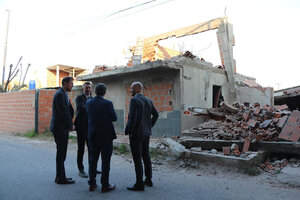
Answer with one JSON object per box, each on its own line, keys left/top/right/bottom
{"left": 50, "top": 77, "right": 75, "bottom": 184}
{"left": 87, "top": 83, "right": 117, "bottom": 193}
{"left": 74, "top": 81, "right": 100, "bottom": 178}
{"left": 125, "top": 82, "right": 159, "bottom": 191}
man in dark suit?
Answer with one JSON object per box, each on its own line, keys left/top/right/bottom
{"left": 74, "top": 82, "right": 101, "bottom": 178}
{"left": 50, "top": 76, "right": 75, "bottom": 184}
{"left": 125, "top": 82, "right": 159, "bottom": 191}
{"left": 87, "top": 83, "right": 117, "bottom": 193}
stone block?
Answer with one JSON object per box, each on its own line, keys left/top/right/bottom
{"left": 161, "top": 138, "right": 186, "bottom": 157}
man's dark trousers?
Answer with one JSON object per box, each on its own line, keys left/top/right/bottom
{"left": 129, "top": 136, "right": 152, "bottom": 184}
{"left": 88, "top": 140, "right": 113, "bottom": 187}
{"left": 53, "top": 129, "right": 69, "bottom": 179}
{"left": 76, "top": 128, "right": 89, "bottom": 172}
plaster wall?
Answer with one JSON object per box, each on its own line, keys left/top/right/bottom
{"left": 179, "top": 59, "right": 230, "bottom": 110}
{"left": 237, "top": 86, "right": 273, "bottom": 106}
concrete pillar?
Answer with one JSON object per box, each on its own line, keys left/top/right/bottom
{"left": 56, "top": 65, "right": 59, "bottom": 87}
{"left": 217, "top": 21, "right": 238, "bottom": 104}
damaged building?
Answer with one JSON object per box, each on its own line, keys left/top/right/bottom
{"left": 77, "top": 17, "right": 273, "bottom": 137}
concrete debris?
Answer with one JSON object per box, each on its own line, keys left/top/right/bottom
{"left": 188, "top": 107, "right": 208, "bottom": 116}
{"left": 182, "top": 51, "right": 196, "bottom": 59}
{"left": 220, "top": 102, "right": 239, "bottom": 114}
{"left": 183, "top": 102, "right": 298, "bottom": 142}
{"left": 211, "top": 149, "right": 217, "bottom": 154}
{"left": 161, "top": 138, "right": 187, "bottom": 158}
{"left": 190, "top": 147, "right": 202, "bottom": 152}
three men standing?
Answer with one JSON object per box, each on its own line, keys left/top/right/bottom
{"left": 50, "top": 77, "right": 75, "bottom": 184}
{"left": 125, "top": 82, "right": 159, "bottom": 191}
{"left": 87, "top": 83, "right": 117, "bottom": 193}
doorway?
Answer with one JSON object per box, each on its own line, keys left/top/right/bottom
{"left": 213, "top": 85, "right": 223, "bottom": 108}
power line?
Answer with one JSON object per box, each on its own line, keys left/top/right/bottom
{"left": 92, "top": 0, "right": 174, "bottom": 27}
{"left": 66, "top": 0, "right": 175, "bottom": 35}
{"left": 100, "top": 0, "right": 159, "bottom": 21}
{"left": 43, "top": 0, "right": 162, "bottom": 32}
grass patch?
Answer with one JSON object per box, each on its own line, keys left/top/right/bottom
{"left": 246, "top": 166, "right": 261, "bottom": 176}
{"left": 117, "top": 144, "right": 128, "bottom": 154}
{"left": 14, "top": 132, "right": 21, "bottom": 136}
{"left": 113, "top": 144, "right": 129, "bottom": 155}
{"left": 35, "top": 131, "right": 53, "bottom": 140}
{"left": 150, "top": 149, "right": 159, "bottom": 159}
{"left": 24, "top": 130, "right": 37, "bottom": 138}
{"left": 69, "top": 135, "right": 77, "bottom": 142}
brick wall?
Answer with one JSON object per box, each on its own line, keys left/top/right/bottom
{"left": 141, "top": 40, "right": 181, "bottom": 63}
{"left": 0, "top": 88, "right": 77, "bottom": 134}
{"left": 156, "top": 44, "right": 181, "bottom": 60}
{"left": 0, "top": 90, "right": 36, "bottom": 133}
{"left": 38, "top": 90, "right": 56, "bottom": 133}
{"left": 38, "top": 89, "right": 76, "bottom": 134}
{"left": 125, "top": 82, "right": 174, "bottom": 121}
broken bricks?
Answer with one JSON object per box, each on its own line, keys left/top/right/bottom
{"left": 242, "top": 138, "right": 251, "bottom": 152}
{"left": 183, "top": 101, "right": 298, "bottom": 143}
{"left": 279, "top": 110, "right": 300, "bottom": 142}
{"left": 223, "top": 147, "right": 230, "bottom": 155}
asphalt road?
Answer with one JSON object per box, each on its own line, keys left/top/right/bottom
{"left": 0, "top": 134, "right": 299, "bottom": 200}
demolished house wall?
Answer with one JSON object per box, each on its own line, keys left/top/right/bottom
{"left": 179, "top": 58, "right": 230, "bottom": 110}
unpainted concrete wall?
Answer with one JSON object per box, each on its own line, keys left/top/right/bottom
{"left": 179, "top": 57, "right": 230, "bottom": 110}
{"left": 237, "top": 86, "right": 273, "bottom": 106}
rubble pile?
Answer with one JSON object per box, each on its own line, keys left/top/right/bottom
{"left": 260, "top": 158, "right": 300, "bottom": 173}
{"left": 184, "top": 102, "right": 293, "bottom": 142}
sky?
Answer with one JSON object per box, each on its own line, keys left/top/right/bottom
{"left": 0, "top": 0, "right": 299, "bottom": 89}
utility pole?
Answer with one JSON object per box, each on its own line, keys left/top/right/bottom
{"left": 2, "top": 9, "right": 10, "bottom": 89}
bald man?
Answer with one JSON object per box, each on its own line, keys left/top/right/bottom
{"left": 125, "top": 82, "right": 159, "bottom": 191}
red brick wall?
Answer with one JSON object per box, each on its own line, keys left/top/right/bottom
{"left": 38, "top": 89, "right": 75, "bottom": 134}
{"left": 125, "top": 82, "right": 174, "bottom": 121}
{"left": 0, "top": 89, "right": 77, "bottom": 134}
{"left": 38, "top": 90, "right": 56, "bottom": 133}
{"left": 0, "top": 90, "right": 35, "bottom": 133}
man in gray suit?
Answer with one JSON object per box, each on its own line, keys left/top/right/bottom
{"left": 125, "top": 82, "right": 159, "bottom": 191}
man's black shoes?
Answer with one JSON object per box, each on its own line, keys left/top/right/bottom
{"left": 101, "top": 184, "right": 116, "bottom": 193}
{"left": 127, "top": 183, "right": 144, "bottom": 191}
{"left": 144, "top": 179, "right": 153, "bottom": 187}
{"left": 55, "top": 177, "right": 73, "bottom": 183}
{"left": 55, "top": 178, "right": 75, "bottom": 184}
